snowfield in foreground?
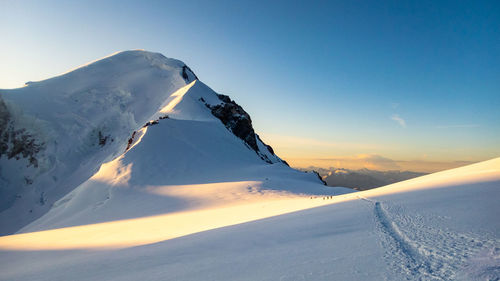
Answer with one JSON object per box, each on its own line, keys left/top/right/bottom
{"left": 0, "top": 50, "right": 498, "bottom": 280}
{"left": 0, "top": 158, "right": 499, "bottom": 281}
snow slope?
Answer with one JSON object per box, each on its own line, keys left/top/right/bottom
{"left": 0, "top": 158, "right": 498, "bottom": 280}
{"left": 0, "top": 51, "right": 198, "bottom": 234}
{"left": 0, "top": 50, "right": 337, "bottom": 237}
{"left": 13, "top": 79, "right": 348, "bottom": 234}
{"left": 0, "top": 51, "right": 498, "bottom": 280}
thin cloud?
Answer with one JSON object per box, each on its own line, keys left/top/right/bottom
{"left": 290, "top": 155, "right": 477, "bottom": 173}
{"left": 297, "top": 154, "right": 401, "bottom": 170}
{"left": 391, "top": 114, "right": 406, "bottom": 128}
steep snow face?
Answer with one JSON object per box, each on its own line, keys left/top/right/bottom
{"left": 0, "top": 51, "right": 197, "bottom": 234}
{"left": 162, "top": 80, "right": 287, "bottom": 165}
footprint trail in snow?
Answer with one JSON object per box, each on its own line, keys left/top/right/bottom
{"left": 358, "top": 196, "right": 499, "bottom": 280}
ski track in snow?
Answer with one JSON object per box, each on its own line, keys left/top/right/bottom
{"left": 358, "top": 196, "right": 499, "bottom": 280}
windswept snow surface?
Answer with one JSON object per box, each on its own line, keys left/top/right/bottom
{"left": 0, "top": 158, "right": 498, "bottom": 280}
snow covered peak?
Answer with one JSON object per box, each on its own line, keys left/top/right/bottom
{"left": 25, "top": 50, "right": 197, "bottom": 87}
{"left": 0, "top": 50, "right": 317, "bottom": 235}
{"left": 0, "top": 50, "right": 199, "bottom": 233}
{"left": 0, "top": 50, "right": 197, "bottom": 175}
{"left": 158, "top": 80, "right": 287, "bottom": 164}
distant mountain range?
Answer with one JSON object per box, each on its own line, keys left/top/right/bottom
{"left": 301, "top": 167, "right": 427, "bottom": 190}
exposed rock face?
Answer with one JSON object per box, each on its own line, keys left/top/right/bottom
{"left": 126, "top": 115, "right": 170, "bottom": 152}
{"left": 98, "top": 131, "right": 112, "bottom": 147}
{"left": 0, "top": 98, "right": 44, "bottom": 168}
{"left": 0, "top": 99, "right": 11, "bottom": 157}
{"left": 208, "top": 94, "right": 259, "bottom": 152}
{"left": 264, "top": 143, "right": 274, "bottom": 155}
{"left": 201, "top": 93, "right": 288, "bottom": 166}
{"left": 181, "top": 65, "right": 198, "bottom": 82}
{"left": 126, "top": 131, "right": 136, "bottom": 151}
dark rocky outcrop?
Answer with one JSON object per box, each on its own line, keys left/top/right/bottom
{"left": 126, "top": 131, "right": 137, "bottom": 151}
{"left": 0, "top": 98, "right": 44, "bottom": 168}
{"left": 200, "top": 94, "right": 287, "bottom": 165}
{"left": 98, "top": 131, "right": 111, "bottom": 147}
{"left": 216, "top": 94, "right": 231, "bottom": 103}
{"left": 143, "top": 114, "right": 169, "bottom": 128}
{"left": 208, "top": 94, "right": 259, "bottom": 152}
{"left": 127, "top": 115, "right": 169, "bottom": 152}
{"left": 182, "top": 65, "right": 198, "bottom": 82}
{"left": 143, "top": 120, "right": 159, "bottom": 127}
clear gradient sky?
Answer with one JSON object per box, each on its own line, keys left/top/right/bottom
{"left": 1, "top": 0, "right": 499, "bottom": 172}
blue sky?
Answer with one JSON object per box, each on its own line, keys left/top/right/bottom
{"left": 1, "top": 0, "right": 499, "bottom": 171}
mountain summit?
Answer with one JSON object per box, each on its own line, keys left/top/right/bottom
{"left": 0, "top": 50, "right": 338, "bottom": 235}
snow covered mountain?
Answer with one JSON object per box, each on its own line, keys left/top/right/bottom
{"left": 0, "top": 50, "right": 336, "bottom": 235}
{"left": 0, "top": 51, "right": 498, "bottom": 281}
